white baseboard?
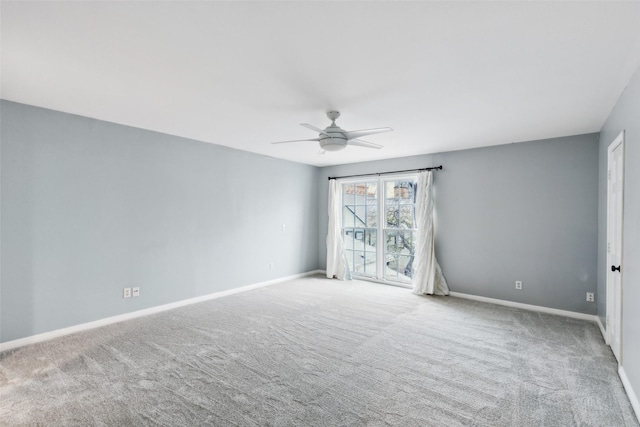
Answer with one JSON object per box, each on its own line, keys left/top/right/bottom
{"left": 619, "top": 366, "right": 640, "bottom": 422}
{"left": 0, "top": 270, "right": 324, "bottom": 353}
{"left": 597, "top": 316, "right": 607, "bottom": 342}
{"left": 449, "top": 291, "right": 599, "bottom": 322}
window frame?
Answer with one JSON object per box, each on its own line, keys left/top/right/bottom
{"left": 339, "top": 173, "right": 418, "bottom": 287}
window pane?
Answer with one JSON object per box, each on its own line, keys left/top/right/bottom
{"left": 350, "top": 229, "right": 365, "bottom": 252}
{"left": 364, "top": 229, "right": 377, "bottom": 248}
{"left": 385, "top": 231, "right": 398, "bottom": 254}
{"left": 364, "top": 252, "right": 377, "bottom": 276}
{"left": 385, "top": 254, "right": 398, "bottom": 279}
{"left": 344, "top": 249, "right": 354, "bottom": 270}
{"left": 366, "top": 183, "right": 377, "bottom": 204}
{"left": 385, "top": 230, "right": 415, "bottom": 257}
{"left": 385, "top": 181, "right": 397, "bottom": 203}
{"left": 386, "top": 206, "right": 399, "bottom": 228}
{"left": 383, "top": 180, "right": 417, "bottom": 203}
{"left": 353, "top": 251, "right": 365, "bottom": 274}
{"left": 405, "top": 231, "right": 415, "bottom": 255}
{"left": 399, "top": 206, "right": 414, "bottom": 229}
{"left": 366, "top": 206, "right": 377, "bottom": 227}
{"left": 394, "top": 231, "right": 414, "bottom": 255}
{"left": 343, "top": 184, "right": 354, "bottom": 206}
{"left": 343, "top": 206, "right": 356, "bottom": 227}
{"left": 353, "top": 205, "right": 366, "bottom": 227}
{"left": 343, "top": 228, "right": 355, "bottom": 251}
{"left": 354, "top": 183, "right": 367, "bottom": 202}
{"left": 398, "top": 255, "right": 413, "bottom": 280}
{"left": 398, "top": 181, "right": 416, "bottom": 204}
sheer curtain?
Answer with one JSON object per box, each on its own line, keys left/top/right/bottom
{"left": 326, "top": 179, "right": 351, "bottom": 280}
{"left": 412, "top": 171, "right": 449, "bottom": 295}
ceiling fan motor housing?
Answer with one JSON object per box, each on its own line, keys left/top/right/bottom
{"left": 319, "top": 126, "right": 348, "bottom": 151}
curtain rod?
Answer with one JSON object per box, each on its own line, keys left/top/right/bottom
{"left": 327, "top": 165, "right": 442, "bottom": 181}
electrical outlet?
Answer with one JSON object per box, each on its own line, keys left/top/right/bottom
{"left": 586, "top": 292, "right": 594, "bottom": 303}
{"left": 515, "top": 281, "right": 523, "bottom": 290}
{"left": 123, "top": 287, "right": 131, "bottom": 298}
{"left": 282, "top": 224, "right": 286, "bottom": 232}
{"left": 132, "top": 287, "right": 140, "bottom": 297}
{"left": 269, "top": 262, "right": 275, "bottom": 270}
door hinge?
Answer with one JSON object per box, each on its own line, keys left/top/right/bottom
{"left": 608, "top": 170, "right": 611, "bottom": 180}
{"left": 607, "top": 242, "right": 610, "bottom": 253}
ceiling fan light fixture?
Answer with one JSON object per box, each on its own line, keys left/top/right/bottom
{"left": 320, "top": 138, "right": 347, "bottom": 151}
{"left": 321, "top": 144, "right": 346, "bottom": 152}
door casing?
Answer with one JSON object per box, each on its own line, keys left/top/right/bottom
{"left": 606, "top": 130, "right": 624, "bottom": 364}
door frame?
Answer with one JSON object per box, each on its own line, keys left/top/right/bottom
{"left": 606, "top": 130, "right": 625, "bottom": 363}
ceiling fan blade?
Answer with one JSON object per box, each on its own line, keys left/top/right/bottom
{"left": 345, "top": 127, "right": 393, "bottom": 140}
{"left": 271, "top": 138, "right": 320, "bottom": 145}
{"left": 300, "top": 123, "right": 330, "bottom": 136}
{"left": 349, "top": 139, "right": 383, "bottom": 149}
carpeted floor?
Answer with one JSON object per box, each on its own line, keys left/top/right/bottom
{"left": 1, "top": 275, "right": 637, "bottom": 426}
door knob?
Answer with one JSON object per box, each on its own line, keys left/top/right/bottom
{"left": 611, "top": 265, "right": 621, "bottom": 272}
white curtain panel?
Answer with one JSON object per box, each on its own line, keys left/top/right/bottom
{"left": 326, "top": 179, "right": 351, "bottom": 280}
{"left": 412, "top": 171, "right": 449, "bottom": 296}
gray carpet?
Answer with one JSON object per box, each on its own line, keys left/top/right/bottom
{"left": 1, "top": 275, "right": 637, "bottom": 426}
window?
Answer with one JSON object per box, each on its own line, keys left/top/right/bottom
{"left": 342, "top": 176, "right": 418, "bottom": 284}
{"left": 342, "top": 181, "right": 378, "bottom": 277}
{"left": 383, "top": 179, "right": 417, "bottom": 282}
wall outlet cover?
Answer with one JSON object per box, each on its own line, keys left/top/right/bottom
{"left": 123, "top": 288, "right": 132, "bottom": 298}
{"left": 515, "top": 281, "right": 523, "bottom": 290}
{"left": 132, "top": 287, "right": 140, "bottom": 297}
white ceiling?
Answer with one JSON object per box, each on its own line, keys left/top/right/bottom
{"left": 2, "top": 1, "right": 640, "bottom": 167}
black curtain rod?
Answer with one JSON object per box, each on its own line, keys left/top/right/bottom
{"left": 327, "top": 165, "right": 443, "bottom": 181}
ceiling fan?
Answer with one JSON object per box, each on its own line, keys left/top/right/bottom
{"left": 271, "top": 111, "right": 392, "bottom": 153}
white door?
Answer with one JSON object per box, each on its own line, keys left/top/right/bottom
{"left": 607, "top": 131, "right": 624, "bottom": 363}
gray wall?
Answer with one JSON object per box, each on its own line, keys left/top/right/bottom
{"left": 319, "top": 134, "right": 599, "bottom": 314}
{"left": 0, "top": 100, "right": 320, "bottom": 343}
{"left": 598, "top": 65, "right": 640, "bottom": 407}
